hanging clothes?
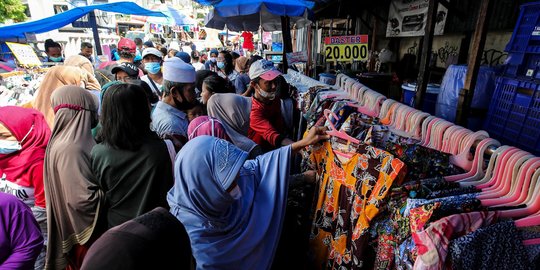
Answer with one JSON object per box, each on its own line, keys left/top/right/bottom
{"left": 306, "top": 139, "right": 406, "bottom": 269}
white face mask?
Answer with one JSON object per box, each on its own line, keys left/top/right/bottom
{"left": 0, "top": 124, "right": 32, "bottom": 155}
{"left": 256, "top": 85, "right": 276, "bottom": 100}
{"left": 0, "top": 140, "right": 22, "bottom": 154}
{"left": 229, "top": 185, "right": 242, "bottom": 200}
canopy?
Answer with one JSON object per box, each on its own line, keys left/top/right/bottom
{"left": 201, "top": 0, "right": 314, "bottom": 31}
{"left": 145, "top": 5, "right": 197, "bottom": 26}
{"left": 204, "top": 7, "right": 311, "bottom": 31}
{"left": 213, "top": 0, "right": 315, "bottom": 18}
{"left": 0, "top": 1, "right": 166, "bottom": 39}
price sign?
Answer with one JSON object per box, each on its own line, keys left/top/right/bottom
{"left": 324, "top": 35, "right": 369, "bottom": 62}
{"left": 5, "top": 42, "right": 42, "bottom": 67}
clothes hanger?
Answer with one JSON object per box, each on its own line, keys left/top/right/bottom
{"left": 407, "top": 111, "right": 429, "bottom": 139}
{"left": 449, "top": 131, "right": 489, "bottom": 170}
{"left": 420, "top": 116, "right": 437, "bottom": 146}
{"left": 474, "top": 147, "right": 520, "bottom": 190}
{"left": 446, "top": 138, "right": 500, "bottom": 182}
{"left": 459, "top": 146, "right": 511, "bottom": 187}
{"left": 477, "top": 150, "right": 532, "bottom": 199}
{"left": 378, "top": 99, "right": 398, "bottom": 120}
{"left": 500, "top": 166, "right": 540, "bottom": 219}
{"left": 380, "top": 102, "right": 400, "bottom": 125}
{"left": 481, "top": 158, "right": 540, "bottom": 207}
{"left": 324, "top": 109, "right": 360, "bottom": 145}
{"left": 440, "top": 126, "right": 466, "bottom": 153}
{"left": 429, "top": 119, "right": 453, "bottom": 151}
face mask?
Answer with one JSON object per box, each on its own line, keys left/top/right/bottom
{"left": 229, "top": 185, "right": 242, "bottom": 200}
{"left": 49, "top": 56, "right": 63, "bottom": 62}
{"left": 217, "top": 61, "right": 225, "bottom": 70}
{"left": 210, "top": 57, "right": 217, "bottom": 63}
{"left": 172, "top": 87, "right": 196, "bottom": 111}
{"left": 0, "top": 123, "right": 32, "bottom": 155}
{"left": 0, "top": 140, "right": 22, "bottom": 155}
{"left": 145, "top": 62, "right": 161, "bottom": 74}
{"left": 256, "top": 85, "right": 277, "bottom": 100}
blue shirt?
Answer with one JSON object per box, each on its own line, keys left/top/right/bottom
{"left": 234, "top": 73, "right": 251, "bottom": 94}
{"left": 151, "top": 101, "right": 188, "bottom": 138}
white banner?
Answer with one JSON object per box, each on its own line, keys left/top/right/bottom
{"left": 386, "top": 0, "right": 449, "bottom": 37}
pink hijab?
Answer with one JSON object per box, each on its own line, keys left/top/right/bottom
{"left": 187, "top": 116, "right": 230, "bottom": 141}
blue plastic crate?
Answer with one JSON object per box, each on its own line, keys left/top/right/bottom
{"left": 506, "top": 2, "right": 540, "bottom": 54}
{"left": 485, "top": 77, "right": 540, "bottom": 154}
{"left": 504, "top": 53, "right": 540, "bottom": 78}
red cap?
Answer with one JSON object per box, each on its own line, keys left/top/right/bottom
{"left": 118, "top": 38, "right": 136, "bottom": 53}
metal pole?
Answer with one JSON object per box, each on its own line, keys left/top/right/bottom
{"left": 414, "top": 0, "right": 438, "bottom": 110}
{"left": 88, "top": 11, "right": 103, "bottom": 55}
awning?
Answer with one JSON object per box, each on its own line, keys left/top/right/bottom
{"left": 0, "top": 1, "right": 166, "bottom": 39}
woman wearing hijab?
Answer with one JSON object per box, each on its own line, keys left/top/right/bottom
{"left": 92, "top": 83, "right": 174, "bottom": 229}
{"left": 33, "top": 66, "right": 92, "bottom": 128}
{"left": 80, "top": 207, "right": 193, "bottom": 270}
{"left": 206, "top": 93, "right": 261, "bottom": 158}
{"left": 0, "top": 106, "right": 51, "bottom": 269}
{"left": 44, "top": 86, "right": 102, "bottom": 270}
{"left": 168, "top": 126, "right": 328, "bottom": 270}
{"left": 64, "top": 55, "right": 101, "bottom": 92}
{"left": 187, "top": 116, "right": 229, "bottom": 141}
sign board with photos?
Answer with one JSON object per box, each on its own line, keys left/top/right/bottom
{"left": 5, "top": 42, "right": 42, "bottom": 67}
{"left": 386, "top": 0, "right": 449, "bottom": 37}
{"left": 323, "top": 35, "right": 369, "bottom": 62}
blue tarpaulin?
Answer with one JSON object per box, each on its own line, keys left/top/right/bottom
{"left": 0, "top": 1, "right": 166, "bottom": 39}
{"left": 212, "top": 0, "right": 315, "bottom": 18}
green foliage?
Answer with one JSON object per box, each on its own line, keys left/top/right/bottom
{"left": 0, "top": 0, "right": 27, "bottom": 23}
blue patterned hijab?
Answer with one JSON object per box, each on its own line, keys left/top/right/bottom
{"left": 167, "top": 136, "right": 291, "bottom": 270}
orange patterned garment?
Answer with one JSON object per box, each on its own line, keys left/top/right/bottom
{"left": 307, "top": 140, "right": 406, "bottom": 269}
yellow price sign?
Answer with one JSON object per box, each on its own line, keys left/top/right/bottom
{"left": 324, "top": 44, "right": 368, "bottom": 61}
{"left": 5, "top": 42, "right": 42, "bottom": 67}
{"left": 323, "top": 35, "right": 369, "bottom": 62}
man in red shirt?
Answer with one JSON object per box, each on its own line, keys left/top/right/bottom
{"left": 247, "top": 60, "right": 293, "bottom": 152}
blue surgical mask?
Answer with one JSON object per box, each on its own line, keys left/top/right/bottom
{"left": 217, "top": 61, "right": 225, "bottom": 70}
{"left": 210, "top": 57, "right": 217, "bottom": 63}
{"left": 145, "top": 62, "right": 161, "bottom": 74}
{"left": 0, "top": 140, "right": 22, "bottom": 155}
{"left": 49, "top": 56, "right": 63, "bottom": 62}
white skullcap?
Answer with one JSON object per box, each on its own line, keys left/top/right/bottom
{"left": 163, "top": 57, "right": 196, "bottom": 83}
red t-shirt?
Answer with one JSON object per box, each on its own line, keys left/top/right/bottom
{"left": 248, "top": 97, "right": 285, "bottom": 152}
{"left": 241, "top": 32, "right": 254, "bottom": 50}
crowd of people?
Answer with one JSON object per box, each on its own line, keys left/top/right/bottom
{"left": 0, "top": 37, "right": 329, "bottom": 269}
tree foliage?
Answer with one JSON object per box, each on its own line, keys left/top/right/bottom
{"left": 0, "top": 0, "right": 27, "bottom": 23}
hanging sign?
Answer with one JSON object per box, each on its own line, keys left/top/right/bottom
{"left": 386, "top": 0, "right": 449, "bottom": 37}
{"left": 323, "top": 35, "right": 369, "bottom": 62}
{"left": 5, "top": 42, "right": 42, "bottom": 67}
{"left": 286, "top": 51, "right": 308, "bottom": 64}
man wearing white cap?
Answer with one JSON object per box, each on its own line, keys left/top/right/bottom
{"left": 140, "top": 48, "right": 164, "bottom": 97}
{"left": 151, "top": 57, "right": 197, "bottom": 150}
{"left": 247, "top": 59, "right": 292, "bottom": 152}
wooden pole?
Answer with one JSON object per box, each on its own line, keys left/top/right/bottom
{"left": 414, "top": 0, "right": 438, "bottom": 110}
{"left": 455, "top": 0, "right": 493, "bottom": 126}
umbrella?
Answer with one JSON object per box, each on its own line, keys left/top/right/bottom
{"left": 204, "top": 7, "right": 311, "bottom": 31}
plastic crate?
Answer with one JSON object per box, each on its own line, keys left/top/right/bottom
{"left": 505, "top": 2, "right": 540, "bottom": 54}
{"left": 485, "top": 77, "right": 540, "bottom": 154}
{"left": 504, "top": 52, "right": 540, "bottom": 78}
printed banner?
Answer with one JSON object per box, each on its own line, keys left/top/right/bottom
{"left": 323, "top": 35, "right": 369, "bottom": 62}
{"left": 386, "top": 0, "right": 449, "bottom": 37}
{"left": 286, "top": 51, "right": 308, "bottom": 64}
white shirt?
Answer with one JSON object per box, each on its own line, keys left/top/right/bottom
{"left": 141, "top": 75, "right": 163, "bottom": 96}
{"left": 192, "top": 62, "right": 205, "bottom": 71}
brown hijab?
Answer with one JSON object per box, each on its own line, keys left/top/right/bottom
{"left": 64, "top": 55, "right": 101, "bottom": 91}
{"left": 44, "top": 86, "right": 102, "bottom": 270}
{"left": 33, "top": 66, "right": 89, "bottom": 128}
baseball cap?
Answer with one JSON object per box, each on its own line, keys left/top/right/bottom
{"left": 163, "top": 57, "right": 196, "bottom": 83}
{"left": 248, "top": 59, "right": 281, "bottom": 81}
{"left": 118, "top": 38, "right": 136, "bottom": 53}
{"left": 142, "top": 48, "right": 163, "bottom": 59}
{"left": 111, "top": 62, "right": 139, "bottom": 77}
